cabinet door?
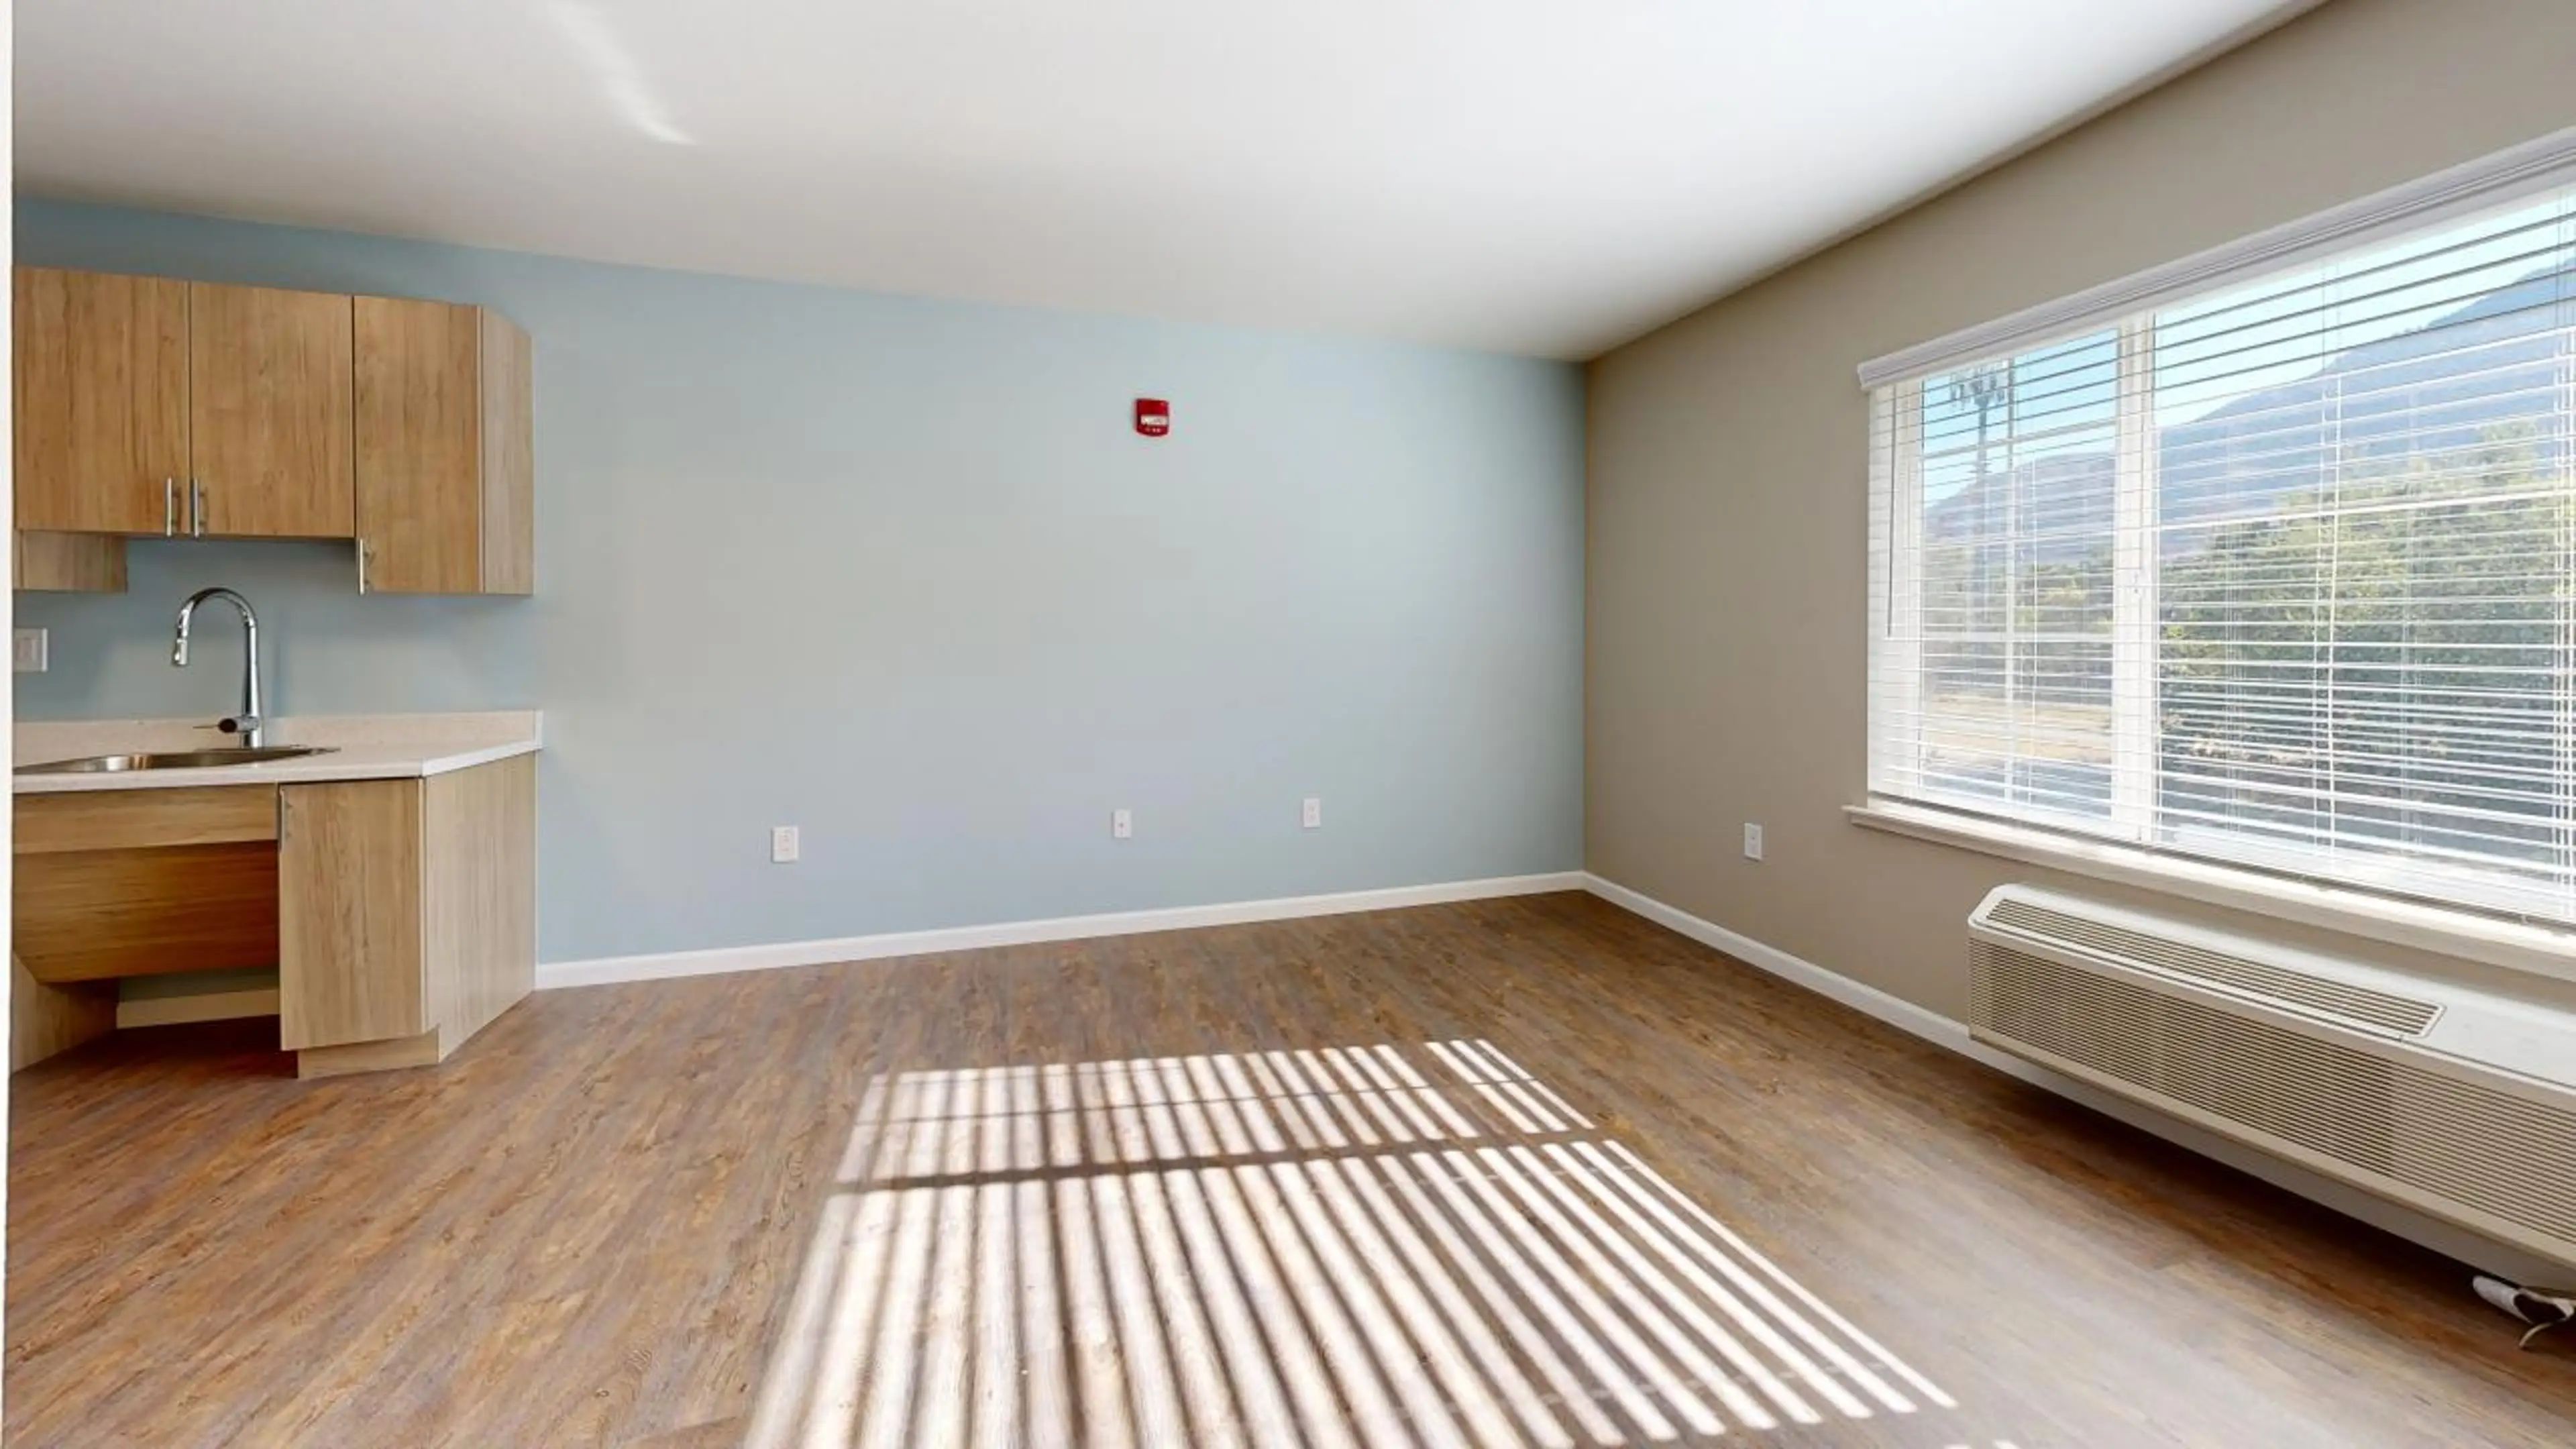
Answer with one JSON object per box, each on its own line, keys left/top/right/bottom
{"left": 13, "top": 268, "right": 187, "bottom": 534}
{"left": 188, "top": 282, "right": 356, "bottom": 539}
{"left": 354, "top": 298, "right": 533, "bottom": 594}
{"left": 278, "top": 779, "right": 423, "bottom": 1050}
{"left": 355, "top": 297, "right": 482, "bottom": 592}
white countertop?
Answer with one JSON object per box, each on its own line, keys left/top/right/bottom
{"left": 13, "top": 712, "right": 542, "bottom": 794}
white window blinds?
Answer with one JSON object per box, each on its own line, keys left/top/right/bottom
{"left": 1866, "top": 170, "right": 2576, "bottom": 924}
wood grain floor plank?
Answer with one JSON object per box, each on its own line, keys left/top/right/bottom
{"left": 9, "top": 893, "right": 2573, "bottom": 1446}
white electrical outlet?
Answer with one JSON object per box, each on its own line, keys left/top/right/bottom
{"left": 1301, "top": 796, "right": 1322, "bottom": 829}
{"left": 771, "top": 825, "right": 800, "bottom": 863}
{"left": 12, "top": 628, "right": 47, "bottom": 674}
{"left": 1743, "top": 822, "right": 1764, "bottom": 861}
{"left": 1112, "top": 808, "right": 1134, "bottom": 840}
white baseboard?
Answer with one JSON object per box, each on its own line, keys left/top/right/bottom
{"left": 1582, "top": 873, "right": 1967, "bottom": 1047}
{"left": 537, "top": 871, "right": 1589, "bottom": 991}
{"left": 1580, "top": 871, "right": 2563, "bottom": 1286}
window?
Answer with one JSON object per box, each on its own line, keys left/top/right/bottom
{"left": 1868, "top": 177, "right": 2576, "bottom": 924}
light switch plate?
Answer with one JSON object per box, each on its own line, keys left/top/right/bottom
{"left": 13, "top": 628, "right": 47, "bottom": 674}
{"left": 771, "top": 825, "right": 800, "bottom": 863}
{"left": 1743, "top": 822, "right": 1764, "bottom": 861}
{"left": 1301, "top": 796, "right": 1322, "bottom": 829}
{"left": 1112, "top": 808, "right": 1134, "bottom": 840}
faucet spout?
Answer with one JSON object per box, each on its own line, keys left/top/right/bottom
{"left": 172, "top": 587, "right": 265, "bottom": 747}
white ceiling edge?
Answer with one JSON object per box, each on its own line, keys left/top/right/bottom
{"left": 15, "top": 2, "right": 2319, "bottom": 361}
{"left": 1610, "top": 0, "right": 2331, "bottom": 364}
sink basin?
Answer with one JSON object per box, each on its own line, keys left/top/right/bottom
{"left": 15, "top": 745, "right": 338, "bottom": 775}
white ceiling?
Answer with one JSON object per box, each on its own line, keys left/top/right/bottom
{"left": 17, "top": 1, "right": 2307, "bottom": 359}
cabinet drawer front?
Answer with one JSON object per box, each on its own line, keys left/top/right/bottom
{"left": 15, "top": 786, "right": 278, "bottom": 855}
{"left": 279, "top": 779, "right": 424, "bottom": 1049}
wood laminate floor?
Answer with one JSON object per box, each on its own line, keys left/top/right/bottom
{"left": 9, "top": 892, "right": 2574, "bottom": 1446}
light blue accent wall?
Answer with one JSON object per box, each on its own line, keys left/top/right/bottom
{"left": 14, "top": 201, "right": 1586, "bottom": 963}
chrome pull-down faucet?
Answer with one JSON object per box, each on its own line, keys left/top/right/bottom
{"left": 172, "top": 587, "right": 266, "bottom": 747}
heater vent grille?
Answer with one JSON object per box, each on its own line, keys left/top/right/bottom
{"left": 1982, "top": 896, "right": 2440, "bottom": 1037}
{"left": 1970, "top": 939, "right": 2576, "bottom": 1259}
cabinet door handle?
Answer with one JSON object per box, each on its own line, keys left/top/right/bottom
{"left": 164, "top": 478, "right": 177, "bottom": 537}
{"left": 356, "top": 539, "right": 369, "bottom": 595}
{"left": 190, "top": 479, "right": 207, "bottom": 538}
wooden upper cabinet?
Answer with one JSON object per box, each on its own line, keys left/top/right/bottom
{"left": 14, "top": 529, "right": 127, "bottom": 593}
{"left": 186, "top": 281, "right": 356, "bottom": 539}
{"left": 11, "top": 267, "right": 535, "bottom": 594}
{"left": 354, "top": 298, "right": 534, "bottom": 594}
{"left": 13, "top": 268, "right": 188, "bottom": 535}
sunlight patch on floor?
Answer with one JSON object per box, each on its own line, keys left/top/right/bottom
{"left": 747, "top": 1040, "right": 1966, "bottom": 1447}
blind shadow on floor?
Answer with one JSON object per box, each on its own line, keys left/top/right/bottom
{"left": 745, "top": 1038, "right": 2015, "bottom": 1448}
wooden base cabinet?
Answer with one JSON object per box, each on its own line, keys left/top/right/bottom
{"left": 11, "top": 783, "right": 287, "bottom": 1070}
{"left": 7, "top": 759, "right": 535, "bottom": 1077}
{"left": 13, "top": 785, "right": 284, "bottom": 987}
{"left": 279, "top": 755, "right": 535, "bottom": 1078}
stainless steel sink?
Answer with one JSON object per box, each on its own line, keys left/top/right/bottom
{"left": 15, "top": 745, "right": 338, "bottom": 775}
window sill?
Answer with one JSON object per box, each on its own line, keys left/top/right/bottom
{"left": 1845, "top": 800, "right": 2576, "bottom": 989}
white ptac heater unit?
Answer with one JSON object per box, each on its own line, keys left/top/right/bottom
{"left": 1968, "top": 885, "right": 2576, "bottom": 1273}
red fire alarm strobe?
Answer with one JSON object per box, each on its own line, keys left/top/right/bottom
{"left": 1134, "top": 398, "right": 1171, "bottom": 437}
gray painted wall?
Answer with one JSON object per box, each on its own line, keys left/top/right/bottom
{"left": 15, "top": 201, "right": 1585, "bottom": 963}
{"left": 1584, "top": 0, "right": 2576, "bottom": 1018}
